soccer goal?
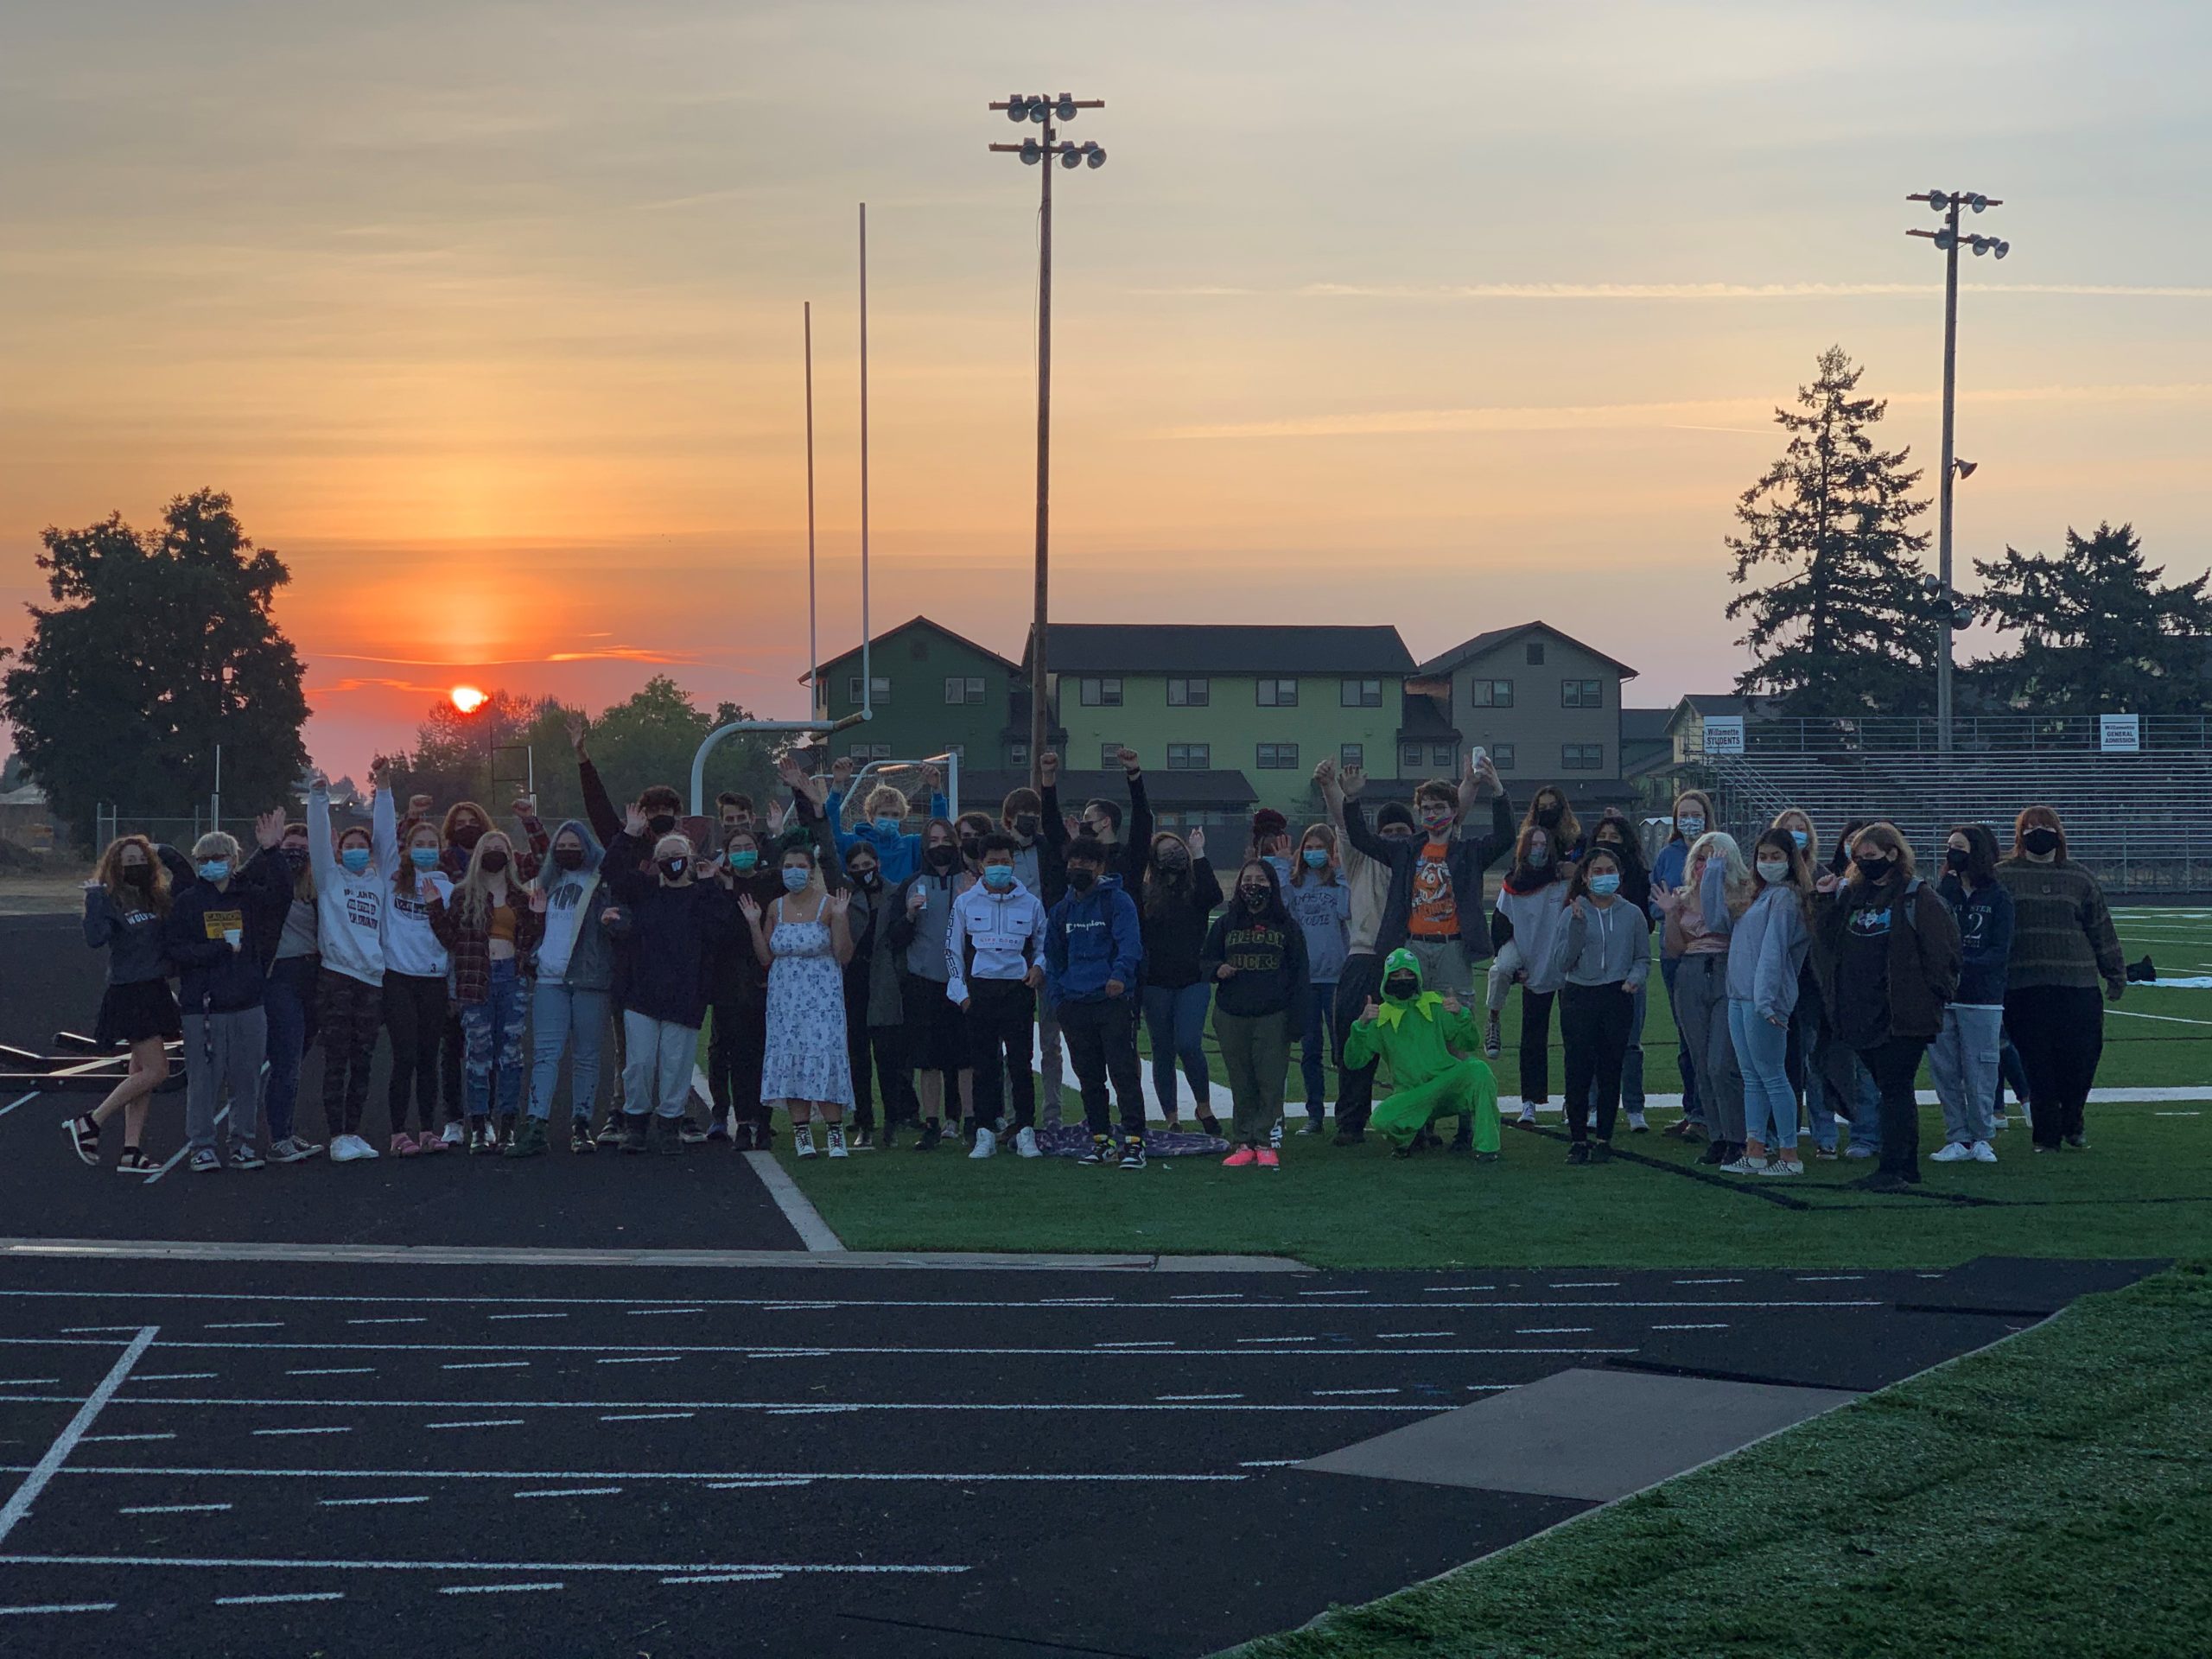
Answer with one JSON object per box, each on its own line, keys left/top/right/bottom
{"left": 830, "top": 752, "right": 962, "bottom": 828}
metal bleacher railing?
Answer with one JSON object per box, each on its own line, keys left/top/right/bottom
{"left": 1681, "top": 715, "right": 2212, "bottom": 893}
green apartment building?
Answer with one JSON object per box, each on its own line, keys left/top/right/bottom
{"left": 806, "top": 615, "right": 1026, "bottom": 771}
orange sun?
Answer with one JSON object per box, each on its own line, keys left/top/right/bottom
{"left": 450, "top": 685, "right": 488, "bottom": 714}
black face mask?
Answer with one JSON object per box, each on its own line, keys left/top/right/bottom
{"left": 1535, "top": 804, "right": 1562, "bottom": 828}
{"left": 1854, "top": 854, "right": 1893, "bottom": 882}
{"left": 925, "top": 845, "right": 958, "bottom": 871}
{"left": 660, "top": 857, "right": 689, "bottom": 881}
{"left": 647, "top": 814, "right": 677, "bottom": 838}
{"left": 123, "top": 863, "right": 152, "bottom": 887}
{"left": 480, "top": 849, "right": 509, "bottom": 874}
{"left": 1240, "top": 887, "right": 1268, "bottom": 911}
{"left": 281, "top": 847, "right": 308, "bottom": 874}
{"left": 452, "top": 822, "right": 484, "bottom": 851}
{"left": 1384, "top": 976, "right": 1420, "bottom": 1000}
{"left": 1012, "top": 815, "right": 1040, "bottom": 840}
{"left": 1156, "top": 848, "right": 1189, "bottom": 874}
{"left": 958, "top": 836, "right": 982, "bottom": 861}
{"left": 552, "top": 847, "right": 585, "bottom": 872}
{"left": 1944, "top": 847, "right": 1970, "bottom": 873}
{"left": 2021, "top": 826, "right": 2061, "bottom": 856}
{"left": 1065, "top": 868, "right": 1098, "bottom": 893}
{"left": 849, "top": 868, "right": 880, "bottom": 890}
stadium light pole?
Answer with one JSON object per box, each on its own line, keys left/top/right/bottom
{"left": 989, "top": 92, "right": 1108, "bottom": 786}
{"left": 1906, "top": 189, "right": 2009, "bottom": 755}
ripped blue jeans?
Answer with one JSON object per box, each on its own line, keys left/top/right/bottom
{"left": 461, "top": 958, "right": 529, "bottom": 1121}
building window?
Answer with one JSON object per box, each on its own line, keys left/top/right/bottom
{"left": 1340, "top": 743, "right": 1363, "bottom": 771}
{"left": 1256, "top": 742, "right": 1300, "bottom": 770}
{"left": 1465, "top": 678, "right": 1514, "bottom": 708}
{"left": 1078, "top": 677, "right": 1122, "bottom": 707}
{"left": 848, "top": 742, "right": 892, "bottom": 761}
{"left": 1167, "top": 677, "right": 1210, "bottom": 707}
{"left": 846, "top": 675, "right": 891, "bottom": 704}
{"left": 944, "top": 675, "right": 986, "bottom": 705}
{"left": 1401, "top": 744, "right": 1422, "bottom": 772}
{"left": 1339, "top": 677, "right": 1382, "bottom": 709}
{"left": 1007, "top": 743, "right": 1029, "bottom": 770}
{"left": 1526, "top": 642, "right": 1546, "bottom": 666}
{"left": 1430, "top": 743, "right": 1457, "bottom": 768}
{"left": 1561, "top": 743, "right": 1604, "bottom": 770}
{"left": 1256, "top": 678, "right": 1299, "bottom": 708}
{"left": 1099, "top": 743, "right": 1122, "bottom": 769}
{"left": 1167, "top": 743, "right": 1211, "bottom": 770}
{"left": 1491, "top": 743, "right": 1516, "bottom": 771}
{"left": 1561, "top": 678, "right": 1604, "bottom": 709}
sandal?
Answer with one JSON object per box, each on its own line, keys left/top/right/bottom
{"left": 66, "top": 1114, "right": 100, "bottom": 1166}
{"left": 116, "top": 1147, "right": 157, "bottom": 1174}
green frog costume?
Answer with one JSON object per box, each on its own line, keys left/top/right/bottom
{"left": 1344, "top": 947, "right": 1501, "bottom": 1153}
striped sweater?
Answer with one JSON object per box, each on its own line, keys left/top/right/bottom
{"left": 1993, "top": 858, "right": 2124, "bottom": 992}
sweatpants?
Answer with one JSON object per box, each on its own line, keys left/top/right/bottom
{"left": 2003, "top": 984, "right": 2103, "bottom": 1147}
{"left": 1373, "top": 1057, "right": 1499, "bottom": 1151}
{"left": 1141, "top": 981, "right": 1211, "bottom": 1120}
{"left": 1214, "top": 1007, "right": 1291, "bottom": 1146}
{"left": 1929, "top": 1002, "right": 2002, "bottom": 1147}
{"left": 461, "top": 959, "right": 528, "bottom": 1122}
{"left": 1516, "top": 985, "right": 1557, "bottom": 1105}
{"left": 1298, "top": 981, "right": 1338, "bottom": 1120}
{"left": 383, "top": 970, "right": 448, "bottom": 1135}
{"left": 623, "top": 1011, "right": 700, "bottom": 1119}
{"left": 315, "top": 968, "right": 383, "bottom": 1140}
{"left": 529, "top": 982, "right": 608, "bottom": 1122}
{"left": 1856, "top": 1034, "right": 1929, "bottom": 1178}
{"left": 968, "top": 978, "right": 1038, "bottom": 1135}
{"left": 1059, "top": 995, "right": 1146, "bottom": 1139}
{"left": 183, "top": 1006, "right": 267, "bottom": 1154}
{"left": 1729, "top": 998, "right": 1796, "bottom": 1147}
{"left": 1671, "top": 953, "right": 1743, "bottom": 1143}
{"left": 260, "top": 954, "right": 317, "bottom": 1144}
{"left": 1407, "top": 936, "right": 1473, "bottom": 999}
{"left": 708, "top": 992, "right": 767, "bottom": 1134}
{"left": 1560, "top": 980, "right": 1636, "bottom": 1143}
{"left": 1332, "top": 950, "right": 1382, "bottom": 1132}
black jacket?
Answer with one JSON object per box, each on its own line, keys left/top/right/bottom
{"left": 1136, "top": 858, "right": 1224, "bottom": 990}
{"left": 601, "top": 833, "right": 741, "bottom": 1027}
{"left": 1344, "top": 791, "right": 1516, "bottom": 962}
{"left": 1042, "top": 771, "right": 1154, "bottom": 890}
{"left": 1810, "top": 876, "right": 1962, "bottom": 1045}
{"left": 165, "top": 851, "right": 295, "bottom": 1014}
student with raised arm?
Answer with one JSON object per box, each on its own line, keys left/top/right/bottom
{"left": 524, "top": 817, "right": 618, "bottom": 1155}
{"left": 1136, "top": 824, "right": 1224, "bottom": 1136}
{"left": 429, "top": 822, "right": 544, "bottom": 1154}
{"left": 305, "top": 770, "right": 390, "bottom": 1163}
{"left": 1039, "top": 747, "right": 1154, "bottom": 889}
{"left": 1314, "top": 756, "right": 1415, "bottom": 1146}
{"left": 821, "top": 756, "right": 950, "bottom": 887}
{"left": 378, "top": 776, "right": 452, "bottom": 1157}
{"left": 1338, "top": 751, "right": 1516, "bottom": 1003}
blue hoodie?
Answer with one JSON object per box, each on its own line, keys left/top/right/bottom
{"left": 823, "top": 787, "right": 950, "bottom": 887}
{"left": 1045, "top": 873, "right": 1142, "bottom": 1007}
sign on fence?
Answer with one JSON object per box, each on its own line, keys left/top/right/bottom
{"left": 2099, "top": 714, "right": 2141, "bottom": 753}
{"left": 1702, "top": 715, "right": 1745, "bottom": 756}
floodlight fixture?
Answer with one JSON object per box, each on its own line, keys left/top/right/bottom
{"left": 1020, "top": 137, "right": 1041, "bottom": 164}
{"left": 1007, "top": 96, "right": 1030, "bottom": 122}
{"left": 1028, "top": 99, "right": 1050, "bottom": 123}
{"left": 1085, "top": 143, "right": 1106, "bottom": 168}
{"left": 1927, "top": 189, "right": 1949, "bottom": 211}
{"left": 1055, "top": 94, "right": 1077, "bottom": 121}
{"left": 1954, "top": 458, "right": 1978, "bottom": 480}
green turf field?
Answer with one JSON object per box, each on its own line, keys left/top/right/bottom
{"left": 774, "top": 906, "right": 2212, "bottom": 1268}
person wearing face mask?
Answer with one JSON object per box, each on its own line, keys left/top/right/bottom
{"left": 159, "top": 817, "right": 294, "bottom": 1174}
{"left": 1344, "top": 948, "right": 1497, "bottom": 1158}
{"left": 1201, "top": 861, "right": 1310, "bottom": 1167}
{"left": 378, "top": 798, "right": 453, "bottom": 1158}
{"left": 889, "top": 819, "right": 976, "bottom": 1149}
{"left": 1488, "top": 822, "right": 1575, "bottom": 1124}
{"left": 1522, "top": 787, "right": 1583, "bottom": 862}
{"left": 1137, "top": 827, "right": 1224, "bottom": 1135}
{"left": 741, "top": 842, "right": 856, "bottom": 1157}
{"left": 1248, "top": 807, "right": 1294, "bottom": 891}
{"left": 1341, "top": 753, "right": 1516, "bottom": 1009}
{"left": 1720, "top": 830, "right": 1813, "bottom": 1176}
{"left": 1046, "top": 837, "right": 1148, "bottom": 1166}
{"left": 1768, "top": 809, "right": 1834, "bottom": 1155}
{"left": 1650, "top": 790, "right": 1717, "bottom": 1141}
{"left": 67, "top": 836, "right": 184, "bottom": 1172}
{"left": 1000, "top": 785, "right": 1068, "bottom": 1128}
{"left": 702, "top": 825, "right": 780, "bottom": 1148}
{"left": 945, "top": 835, "right": 1050, "bottom": 1160}
{"left": 1580, "top": 813, "right": 1652, "bottom": 1133}
{"left": 1929, "top": 823, "right": 2015, "bottom": 1166}
{"left": 1656, "top": 830, "right": 1752, "bottom": 1166}
{"left": 838, "top": 838, "right": 918, "bottom": 1149}
{"left": 421, "top": 793, "right": 548, "bottom": 1143}
{"left": 429, "top": 826, "right": 544, "bottom": 1153}
{"left": 523, "top": 820, "right": 617, "bottom": 1155}
{"left": 302, "top": 772, "right": 391, "bottom": 1162}
{"left": 1035, "top": 747, "right": 1154, "bottom": 890}
{"left": 818, "top": 756, "right": 950, "bottom": 887}
{"left": 1314, "top": 757, "right": 1412, "bottom": 1145}
{"left": 1810, "top": 823, "right": 1962, "bottom": 1192}
{"left": 1546, "top": 848, "right": 1649, "bottom": 1162}
{"left": 1995, "top": 805, "right": 2124, "bottom": 1154}
{"left": 256, "top": 821, "right": 326, "bottom": 1164}
{"left": 600, "top": 803, "right": 740, "bottom": 1154}
{"left": 1283, "top": 824, "right": 1351, "bottom": 1136}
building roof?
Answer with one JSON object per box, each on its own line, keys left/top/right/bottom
{"left": 1029, "top": 624, "right": 1414, "bottom": 677}
{"left": 805, "top": 615, "right": 1020, "bottom": 683}
{"left": 1415, "top": 620, "right": 1637, "bottom": 681}
{"left": 1677, "top": 692, "right": 1751, "bottom": 716}
{"left": 1620, "top": 707, "right": 1675, "bottom": 742}
{"left": 956, "top": 768, "right": 1260, "bottom": 812}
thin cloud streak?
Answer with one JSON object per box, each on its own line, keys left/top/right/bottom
{"left": 1300, "top": 281, "right": 2212, "bottom": 301}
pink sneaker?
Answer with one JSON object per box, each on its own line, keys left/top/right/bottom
{"left": 1222, "top": 1147, "right": 1258, "bottom": 1167}
{"left": 391, "top": 1133, "right": 419, "bottom": 1158}
{"left": 1256, "top": 1149, "right": 1280, "bottom": 1169}
{"left": 418, "top": 1130, "right": 448, "bottom": 1154}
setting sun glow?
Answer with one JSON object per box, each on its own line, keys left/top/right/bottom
{"left": 449, "top": 685, "right": 488, "bottom": 715}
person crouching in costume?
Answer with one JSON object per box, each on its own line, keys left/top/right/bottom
{"left": 1344, "top": 947, "right": 1500, "bottom": 1159}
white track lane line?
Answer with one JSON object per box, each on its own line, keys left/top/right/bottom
{"left": 514, "top": 1487, "right": 621, "bottom": 1499}
{"left": 442, "top": 1362, "right": 528, "bottom": 1371}
{"left": 320, "top": 1496, "right": 428, "bottom": 1507}
{"left": 120, "top": 1503, "right": 230, "bottom": 1515}
{"left": 79, "top": 1433, "right": 172, "bottom": 1444}
{"left": 5, "top": 1396, "right": 1444, "bottom": 1414}
{"left": 0, "top": 1092, "right": 40, "bottom": 1120}
{"left": 18, "top": 1339, "right": 1637, "bottom": 1359}
{"left": 253, "top": 1427, "right": 350, "bottom": 1437}
{"left": 598, "top": 1412, "right": 694, "bottom": 1423}
{"left": 0, "top": 1325, "right": 157, "bottom": 1545}
{"left": 423, "top": 1420, "right": 523, "bottom": 1431}
{"left": 34, "top": 1466, "right": 1248, "bottom": 1485}
{"left": 143, "top": 1108, "right": 225, "bottom": 1185}
{"left": 0, "top": 1553, "right": 966, "bottom": 1576}
{"left": 741, "top": 1149, "right": 844, "bottom": 1253}
{"left": 0, "top": 1602, "right": 116, "bottom": 1616}
{"left": 203, "top": 1323, "right": 282, "bottom": 1331}
{"left": 286, "top": 1368, "right": 374, "bottom": 1376}
{"left": 133, "top": 1374, "right": 217, "bottom": 1382}
{"left": 216, "top": 1592, "right": 341, "bottom": 1605}
{"left": 662, "top": 1572, "right": 779, "bottom": 1583}
{"left": 439, "top": 1582, "right": 563, "bottom": 1595}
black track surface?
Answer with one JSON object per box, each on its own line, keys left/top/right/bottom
{"left": 0, "top": 1255, "right": 2158, "bottom": 1657}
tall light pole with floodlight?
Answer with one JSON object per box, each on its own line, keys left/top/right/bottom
{"left": 1906, "top": 188, "right": 2010, "bottom": 755}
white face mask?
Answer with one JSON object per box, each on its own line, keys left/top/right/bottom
{"left": 1756, "top": 859, "right": 1789, "bottom": 884}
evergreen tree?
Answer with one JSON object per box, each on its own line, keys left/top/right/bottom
{"left": 1972, "top": 522, "right": 2212, "bottom": 713}
{"left": 0, "top": 490, "right": 309, "bottom": 844}
{"left": 1726, "top": 346, "right": 1936, "bottom": 714}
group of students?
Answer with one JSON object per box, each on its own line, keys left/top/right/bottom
{"left": 67, "top": 717, "right": 2127, "bottom": 1187}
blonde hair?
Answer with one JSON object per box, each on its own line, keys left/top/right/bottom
{"left": 1686, "top": 830, "right": 1756, "bottom": 916}
{"left": 1291, "top": 823, "right": 1339, "bottom": 887}
{"left": 95, "top": 835, "right": 172, "bottom": 916}
{"left": 190, "top": 830, "right": 241, "bottom": 863}
{"left": 862, "top": 785, "right": 909, "bottom": 821}
{"left": 1771, "top": 807, "right": 1820, "bottom": 853}
{"left": 449, "top": 830, "right": 519, "bottom": 927}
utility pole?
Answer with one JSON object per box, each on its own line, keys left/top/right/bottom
{"left": 989, "top": 94, "right": 1107, "bottom": 785}
{"left": 1906, "top": 189, "right": 2009, "bottom": 755}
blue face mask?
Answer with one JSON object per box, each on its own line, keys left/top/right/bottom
{"left": 874, "top": 816, "right": 902, "bottom": 836}
{"left": 340, "top": 847, "right": 371, "bottom": 875}
{"left": 1302, "top": 848, "right": 1329, "bottom": 869}
{"left": 197, "top": 860, "right": 230, "bottom": 883}
{"left": 1526, "top": 845, "right": 1552, "bottom": 868}
{"left": 409, "top": 845, "right": 440, "bottom": 870}
{"left": 729, "top": 849, "right": 758, "bottom": 872}
{"left": 1789, "top": 829, "right": 1808, "bottom": 849}
{"left": 1588, "top": 872, "right": 1621, "bottom": 898}
{"left": 781, "top": 867, "right": 810, "bottom": 893}
{"left": 1676, "top": 815, "right": 1705, "bottom": 837}
{"left": 983, "top": 865, "right": 1014, "bottom": 890}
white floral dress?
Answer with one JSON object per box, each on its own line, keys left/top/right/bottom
{"left": 760, "top": 896, "right": 855, "bottom": 1106}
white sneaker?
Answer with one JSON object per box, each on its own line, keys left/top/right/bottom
{"left": 1758, "top": 1159, "right": 1803, "bottom": 1178}
{"left": 1516, "top": 1108, "right": 1537, "bottom": 1127}
{"left": 795, "top": 1125, "right": 817, "bottom": 1159}
{"left": 1930, "top": 1141, "right": 1974, "bottom": 1163}
{"left": 969, "top": 1127, "right": 997, "bottom": 1160}
{"left": 1720, "top": 1152, "right": 1765, "bottom": 1174}
{"left": 825, "top": 1127, "right": 847, "bottom": 1160}
{"left": 1014, "top": 1127, "right": 1040, "bottom": 1159}
{"left": 440, "top": 1121, "right": 464, "bottom": 1148}
{"left": 1844, "top": 1144, "right": 1875, "bottom": 1160}
{"left": 1971, "top": 1140, "right": 1998, "bottom": 1163}
{"left": 330, "top": 1134, "right": 376, "bottom": 1163}
{"left": 1626, "top": 1109, "right": 1648, "bottom": 1133}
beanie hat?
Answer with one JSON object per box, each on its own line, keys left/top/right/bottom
{"left": 1376, "top": 802, "right": 1416, "bottom": 833}
{"left": 1251, "top": 808, "right": 1288, "bottom": 842}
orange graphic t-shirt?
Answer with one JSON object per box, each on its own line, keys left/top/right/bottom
{"left": 1408, "top": 838, "right": 1458, "bottom": 939}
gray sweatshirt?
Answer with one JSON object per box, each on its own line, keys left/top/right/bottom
{"left": 1547, "top": 896, "right": 1650, "bottom": 991}
{"left": 1726, "top": 884, "right": 1810, "bottom": 1021}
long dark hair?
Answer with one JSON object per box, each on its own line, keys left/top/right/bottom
{"left": 1948, "top": 823, "right": 2000, "bottom": 884}
{"left": 1586, "top": 810, "right": 1646, "bottom": 881}
{"left": 1564, "top": 845, "right": 1622, "bottom": 903}
{"left": 1229, "top": 858, "right": 1290, "bottom": 928}
{"left": 1142, "top": 830, "right": 1195, "bottom": 919}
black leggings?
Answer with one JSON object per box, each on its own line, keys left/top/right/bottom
{"left": 1518, "top": 987, "right": 1556, "bottom": 1104}
{"left": 2003, "top": 984, "right": 2104, "bottom": 1146}
{"left": 383, "top": 972, "right": 448, "bottom": 1134}
{"left": 1332, "top": 952, "right": 1382, "bottom": 1131}
{"left": 708, "top": 993, "right": 767, "bottom": 1131}
{"left": 1856, "top": 1035, "right": 1929, "bottom": 1177}
{"left": 1560, "top": 981, "right": 1634, "bottom": 1143}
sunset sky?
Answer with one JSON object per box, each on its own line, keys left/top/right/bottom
{"left": 3, "top": 1, "right": 2208, "bottom": 773}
